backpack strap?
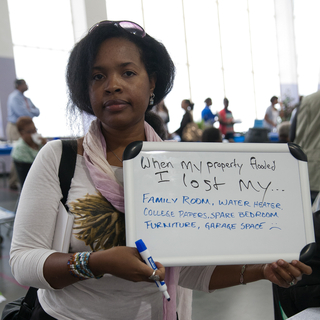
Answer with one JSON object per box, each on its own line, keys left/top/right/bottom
{"left": 59, "top": 139, "right": 78, "bottom": 210}
{"left": 17, "top": 287, "right": 38, "bottom": 320}
{"left": 16, "top": 139, "right": 78, "bottom": 319}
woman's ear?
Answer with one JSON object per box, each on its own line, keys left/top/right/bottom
{"left": 149, "top": 73, "right": 157, "bottom": 94}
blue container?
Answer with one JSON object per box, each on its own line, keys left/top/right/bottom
{"left": 268, "top": 132, "right": 279, "bottom": 142}
{"left": 233, "top": 136, "right": 245, "bottom": 143}
{"left": 254, "top": 119, "right": 264, "bottom": 128}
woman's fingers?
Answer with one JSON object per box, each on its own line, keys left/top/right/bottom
{"left": 276, "top": 259, "right": 312, "bottom": 277}
{"left": 290, "top": 260, "right": 312, "bottom": 275}
{"left": 101, "top": 246, "right": 166, "bottom": 283}
{"left": 125, "top": 249, "right": 165, "bottom": 283}
{"left": 145, "top": 261, "right": 165, "bottom": 283}
{"left": 270, "top": 259, "right": 312, "bottom": 287}
{"left": 154, "top": 261, "right": 165, "bottom": 281}
{"left": 270, "top": 262, "right": 295, "bottom": 286}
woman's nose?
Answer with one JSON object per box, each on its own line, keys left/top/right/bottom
{"left": 104, "top": 75, "right": 122, "bottom": 94}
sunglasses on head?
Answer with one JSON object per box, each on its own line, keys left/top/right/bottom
{"left": 88, "top": 20, "right": 146, "bottom": 38}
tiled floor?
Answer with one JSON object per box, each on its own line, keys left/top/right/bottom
{"left": 0, "top": 175, "right": 275, "bottom": 319}
{"left": 0, "top": 176, "right": 27, "bottom": 315}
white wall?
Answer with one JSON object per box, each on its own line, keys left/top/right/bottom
{"left": 0, "top": 0, "right": 16, "bottom": 139}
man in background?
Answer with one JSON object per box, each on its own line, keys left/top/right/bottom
{"left": 289, "top": 95, "right": 303, "bottom": 142}
{"left": 264, "top": 96, "right": 279, "bottom": 132}
{"left": 6, "top": 79, "right": 40, "bottom": 142}
{"left": 201, "top": 127, "right": 222, "bottom": 142}
{"left": 6, "top": 79, "right": 40, "bottom": 189}
{"left": 277, "top": 121, "right": 291, "bottom": 143}
{"left": 201, "top": 97, "right": 216, "bottom": 127}
{"left": 274, "top": 90, "right": 320, "bottom": 319}
{"left": 294, "top": 89, "right": 320, "bottom": 204}
{"left": 218, "top": 97, "right": 234, "bottom": 141}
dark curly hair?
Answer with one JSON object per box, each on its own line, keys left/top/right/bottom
{"left": 66, "top": 22, "right": 175, "bottom": 117}
{"left": 270, "top": 96, "right": 278, "bottom": 104}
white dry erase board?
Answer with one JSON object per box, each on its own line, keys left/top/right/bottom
{"left": 123, "top": 142, "right": 315, "bottom": 266}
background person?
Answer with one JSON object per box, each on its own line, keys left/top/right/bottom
{"left": 264, "top": 96, "right": 279, "bottom": 132}
{"left": 273, "top": 207, "right": 320, "bottom": 319}
{"left": 218, "top": 97, "right": 235, "bottom": 141}
{"left": 294, "top": 90, "right": 320, "bottom": 204}
{"left": 10, "top": 20, "right": 312, "bottom": 320}
{"left": 201, "top": 127, "right": 222, "bottom": 142}
{"left": 152, "top": 99, "right": 170, "bottom": 139}
{"left": 11, "top": 116, "right": 46, "bottom": 163}
{"left": 272, "top": 91, "right": 320, "bottom": 319}
{"left": 6, "top": 79, "right": 40, "bottom": 142}
{"left": 6, "top": 79, "right": 40, "bottom": 189}
{"left": 11, "top": 116, "right": 46, "bottom": 188}
{"left": 201, "top": 97, "right": 216, "bottom": 127}
{"left": 277, "top": 121, "right": 291, "bottom": 143}
{"left": 289, "top": 95, "right": 303, "bottom": 142}
{"left": 172, "top": 99, "right": 194, "bottom": 141}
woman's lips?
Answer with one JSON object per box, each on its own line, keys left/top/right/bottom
{"left": 103, "top": 99, "right": 129, "bottom": 111}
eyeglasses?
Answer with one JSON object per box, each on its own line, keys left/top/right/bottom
{"left": 88, "top": 20, "right": 146, "bottom": 38}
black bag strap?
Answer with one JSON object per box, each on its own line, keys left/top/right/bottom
{"left": 17, "top": 139, "right": 78, "bottom": 319}
{"left": 59, "top": 139, "right": 78, "bottom": 209}
{"left": 17, "top": 287, "right": 38, "bottom": 319}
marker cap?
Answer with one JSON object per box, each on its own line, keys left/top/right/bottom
{"left": 163, "top": 291, "right": 170, "bottom": 301}
{"left": 135, "top": 239, "right": 147, "bottom": 252}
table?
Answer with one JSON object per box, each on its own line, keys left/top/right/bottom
{"left": 0, "top": 206, "right": 15, "bottom": 244}
{"left": 288, "top": 307, "right": 320, "bottom": 319}
{"left": 0, "top": 145, "right": 12, "bottom": 155}
{"left": 0, "top": 144, "right": 13, "bottom": 184}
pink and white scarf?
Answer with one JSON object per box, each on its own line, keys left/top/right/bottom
{"left": 83, "top": 119, "right": 179, "bottom": 319}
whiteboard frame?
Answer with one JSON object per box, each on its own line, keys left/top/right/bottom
{"left": 123, "top": 142, "right": 315, "bottom": 266}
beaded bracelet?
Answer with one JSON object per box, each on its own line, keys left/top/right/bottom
{"left": 68, "top": 252, "right": 103, "bottom": 280}
{"left": 240, "top": 264, "right": 246, "bottom": 285}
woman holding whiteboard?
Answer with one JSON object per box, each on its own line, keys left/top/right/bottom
{"left": 9, "top": 20, "right": 311, "bottom": 320}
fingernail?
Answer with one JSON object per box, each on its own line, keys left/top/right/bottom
{"left": 278, "top": 259, "right": 284, "bottom": 265}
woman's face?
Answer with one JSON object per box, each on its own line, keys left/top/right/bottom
{"left": 21, "top": 122, "right": 36, "bottom": 145}
{"left": 89, "top": 37, "right": 155, "bottom": 132}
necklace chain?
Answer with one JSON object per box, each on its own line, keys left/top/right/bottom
{"left": 109, "top": 148, "right": 123, "bottom": 163}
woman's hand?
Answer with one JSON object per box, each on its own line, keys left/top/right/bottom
{"left": 263, "top": 259, "right": 312, "bottom": 288}
{"left": 208, "top": 260, "right": 311, "bottom": 291}
{"left": 89, "top": 246, "right": 165, "bottom": 283}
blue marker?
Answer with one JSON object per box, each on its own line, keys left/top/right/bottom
{"left": 135, "top": 239, "right": 170, "bottom": 301}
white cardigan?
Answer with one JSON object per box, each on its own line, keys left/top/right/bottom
{"left": 10, "top": 140, "right": 215, "bottom": 320}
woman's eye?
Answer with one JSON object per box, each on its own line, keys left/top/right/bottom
{"left": 124, "top": 71, "right": 135, "bottom": 77}
{"left": 93, "top": 74, "right": 104, "bottom": 81}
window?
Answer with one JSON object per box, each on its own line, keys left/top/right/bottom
{"left": 7, "top": 0, "right": 320, "bottom": 137}
{"left": 8, "top": 0, "right": 75, "bottom": 137}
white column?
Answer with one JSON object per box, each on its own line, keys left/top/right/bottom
{"left": 70, "top": 0, "right": 107, "bottom": 43}
{"left": 70, "top": 0, "right": 87, "bottom": 42}
{"left": 69, "top": 0, "right": 107, "bottom": 134}
{"left": 181, "top": 0, "right": 192, "bottom": 101}
{"left": 84, "top": 0, "right": 107, "bottom": 30}
{"left": 274, "top": 0, "right": 299, "bottom": 105}
{"left": 0, "top": 0, "right": 16, "bottom": 139}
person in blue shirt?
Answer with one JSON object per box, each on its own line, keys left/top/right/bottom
{"left": 201, "top": 97, "right": 216, "bottom": 127}
{"left": 6, "top": 79, "right": 40, "bottom": 189}
{"left": 6, "top": 79, "right": 40, "bottom": 142}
